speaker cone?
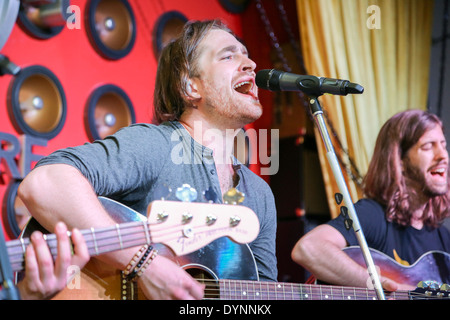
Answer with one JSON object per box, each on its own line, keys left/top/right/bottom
{"left": 153, "top": 11, "right": 188, "bottom": 58}
{"left": 85, "top": 84, "right": 136, "bottom": 141}
{"left": 7, "top": 65, "right": 67, "bottom": 140}
{"left": 86, "top": 0, "right": 136, "bottom": 60}
{"left": 18, "top": 0, "right": 70, "bottom": 39}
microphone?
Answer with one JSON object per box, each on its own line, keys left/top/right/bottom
{"left": 255, "top": 69, "right": 364, "bottom": 96}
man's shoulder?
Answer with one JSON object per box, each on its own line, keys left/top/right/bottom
{"left": 126, "top": 121, "right": 177, "bottom": 134}
{"left": 239, "top": 165, "right": 272, "bottom": 190}
{"left": 117, "top": 122, "right": 179, "bottom": 143}
{"left": 355, "top": 198, "right": 385, "bottom": 213}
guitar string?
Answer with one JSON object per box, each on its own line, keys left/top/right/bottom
{"left": 9, "top": 223, "right": 171, "bottom": 260}
{"left": 7, "top": 225, "right": 447, "bottom": 300}
{"left": 201, "top": 287, "right": 442, "bottom": 300}
{"left": 7, "top": 222, "right": 222, "bottom": 270}
{"left": 201, "top": 285, "right": 382, "bottom": 300}
{"left": 7, "top": 222, "right": 153, "bottom": 261}
{"left": 197, "top": 279, "right": 447, "bottom": 300}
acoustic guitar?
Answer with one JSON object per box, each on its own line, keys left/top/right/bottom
{"left": 13, "top": 196, "right": 260, "bottom": 300}
{"left": 121, "top": 243, "right": 450, "bottom": 300}
{"left": 17, "top": 197, "right": 449, "bottom": 300}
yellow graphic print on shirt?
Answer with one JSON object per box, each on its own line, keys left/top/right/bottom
{"left": 393, "top": 249, "right": 410, "bottom": 266}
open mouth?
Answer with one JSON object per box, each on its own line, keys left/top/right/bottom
{"left": 233, "top": 81, "right": 254, "bottom": 96}
{"left": 429, "top": 166, "right": 448, "bottom": 186}
{"left": 430, "top": 167, "right": 446, "bottom": 177}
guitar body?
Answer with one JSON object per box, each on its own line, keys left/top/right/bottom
{"left": 19, "top": 197, "right": 260, "bottom": 300}
{"left": 343, "top": 246, "right": 450, "bottom": 286}
{"left": 155, "top": 239, "right": 258, "bottom": 282}
{"left": 20, "top": 197, "right": 147, "bottom": 300}
{"left": 53, "top": 242, "right": 450, "bottom": 300}
{"left": 48, "top": 238, "right": 258, "bottom": 300}
{"left": 18, "top": 197, "right": 449, "bottom": 300}
{"left": 53, "top": 260, "right": 123, "bottom": 300}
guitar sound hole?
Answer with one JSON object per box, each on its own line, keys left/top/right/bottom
{"left": 186, "top": 267, "right": 220, "bottom": 299}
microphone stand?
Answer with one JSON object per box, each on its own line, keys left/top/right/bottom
{"left": 0, "top": 224, "right": 20, "bottom": 300}
{"left": 308, "top": 96, "right": 386, "bottom": 300}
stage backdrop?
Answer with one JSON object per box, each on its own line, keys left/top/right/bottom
{"left": 0, "top": 0, "right": 277, "bottom": 240}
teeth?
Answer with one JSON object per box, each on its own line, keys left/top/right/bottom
{"left": 233, "top": 81, "right": 251, "bottom": 89}
{"left": 431, "top": 168, "right": 446, "bottom": 175}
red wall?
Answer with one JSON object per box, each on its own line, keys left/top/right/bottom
{"left": 0, "top": 0, "right": 278, "bottom": 240}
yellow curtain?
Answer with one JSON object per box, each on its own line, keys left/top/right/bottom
{"left": 296, "top": 0, "right": 434, "bottom": 218}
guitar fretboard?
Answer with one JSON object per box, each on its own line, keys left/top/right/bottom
{"left": 212, "top": 279, "right": 412, "bottom": 300}
{"left": 7, "top": 220, "right": 154, "bottom": 273}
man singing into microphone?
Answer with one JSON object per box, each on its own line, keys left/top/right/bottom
{"left": 292, "top": 110, "right": 450, "bottom": 291}
{"left": 18, "top": 19, "right": 278, "bottom": 300}
{"left": 255, "top": 69, "right": 364, "bottom": 96}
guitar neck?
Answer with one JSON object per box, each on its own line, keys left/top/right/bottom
{"left": 7, "top": 220, "right": 152, "bottom": 273}
{"left": 213, "top": 279, "right": 413, "bottom": 300}
{"left": 7, "top": 198, "right": 260, "bottom": 274}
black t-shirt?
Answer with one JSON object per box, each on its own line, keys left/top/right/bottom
{"left": 327, "top": 198, "right": 450, "bottom": 265}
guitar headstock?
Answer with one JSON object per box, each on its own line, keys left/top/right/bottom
{"left": 410, "top": 281, "right": 450, "bottom": 299}
{"left": 146, "top": 197, "right": 260, "bottom": 256}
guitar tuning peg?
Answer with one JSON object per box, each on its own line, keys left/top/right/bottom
{"left": 427, "top": 281, "right": 441, "bottom": 291}
{"left": 203, "top": 187, "right": 218, "bottom": 203}
{"left": 175, "top": 184, "right": 198, "bottom": 202}
{"left": 182, "top": 212, "right": 193, "bottom": 224}
{"left": 206, "top": 215, "right": 217, "bottom": 225}
{"left": 417, "top": 280, "right": 440, "bottom": 290}
{"left": 230, "top": 215, "right": 241, "bottom": 227}
{"left": 223, "top": 188, "right": 245, "bottom": 205}
{"left": 156, "top": 211, "right": 169, "bottom": 223}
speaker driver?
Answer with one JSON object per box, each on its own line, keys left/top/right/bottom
{"left": 18, "top": 0, "right": 70, "bottom": 40}
{"left": 7, "top": 65, "right": 67, "bottom": 140}
{"left": 85, "top": 84, "right": 136, "bottom": 141}
{"left": 3, "top": 180, "right": 31, "bottom": 238}
{"left": 86, "top": 0, "right": 136, "bottom": 60}
{"left": 153, "top": 11, "right": 187, "bottom": 58}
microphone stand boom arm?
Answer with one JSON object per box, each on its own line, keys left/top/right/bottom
{"left": 308, "top": 96, "right": 386, "bottom": 300}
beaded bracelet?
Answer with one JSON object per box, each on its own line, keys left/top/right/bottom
{"left": 123, "top": 245, "right": 152, "bottom": 279}
{"left": 134, "top": 249, "right": 158, "bottom": 279}
{"left": 123, "top": 245, "right": 159, "bottom": 281}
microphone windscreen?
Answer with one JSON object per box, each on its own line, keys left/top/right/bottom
{"left": 255, "top": 69, "right": 271, "bottom": 89}
{"left": 256, "top": 69, "right": 281, "bottom": 91}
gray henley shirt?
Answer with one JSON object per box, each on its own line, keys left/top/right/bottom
{"left": 35, "top": 121, "right": 278, "bottom": 282}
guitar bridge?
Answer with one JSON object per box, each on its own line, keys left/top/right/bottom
{"left": 120, "top": 271, "right": 139, "bottom": 300}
